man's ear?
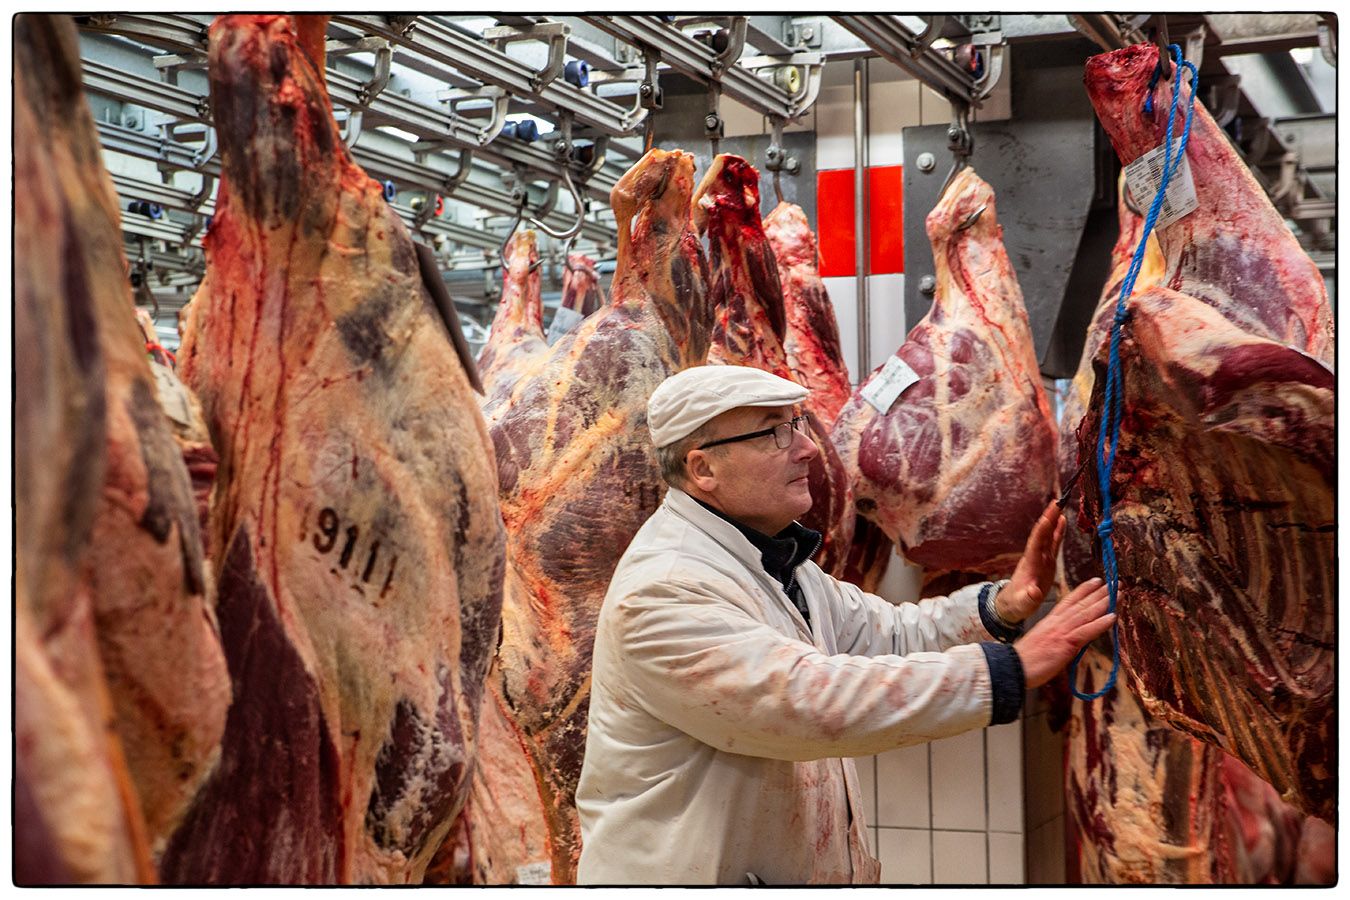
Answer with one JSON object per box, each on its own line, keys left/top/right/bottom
{"left": 685, "top": 448, "right": 717, "bottom": 492}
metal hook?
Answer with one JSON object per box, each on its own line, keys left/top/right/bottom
{"left": 955, "top": 203, "right": 987, "bottom": 231}
{"left": 525, "top": 110, "right": 585, "bottom": 243}
{"left": 937, "top": 101, "right": 973, "bottom": 200}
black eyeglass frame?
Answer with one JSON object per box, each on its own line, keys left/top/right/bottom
{"left": 696, "top": 414, "right": 809, "bottom": 451}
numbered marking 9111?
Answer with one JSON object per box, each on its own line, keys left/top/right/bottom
{"left": 308, "top": 506, "right": 398, "bottom": 597}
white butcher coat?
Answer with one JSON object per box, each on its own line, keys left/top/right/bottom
{"left": 575, "top": 488, "right": 1006, "bottom": 885}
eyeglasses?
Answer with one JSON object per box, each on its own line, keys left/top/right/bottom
{"left": 698, "top": 414, "right": 809, "bottom": 451}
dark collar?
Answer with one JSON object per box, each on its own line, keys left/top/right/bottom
{"left": 692, "top": 497, "right": 823, "bottom": 595}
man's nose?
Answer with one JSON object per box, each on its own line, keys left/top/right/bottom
{"left": 792, "top": 425, "right": 819, "bottom": 463}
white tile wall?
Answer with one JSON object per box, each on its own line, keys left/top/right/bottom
{"left": 929, "top": 729, "right": 986, "bottom": 831}
{"left": 932, "top": 830, "right": 987, "bottom": 884}
{"left": 854, "top": 753, "right": 878, "bottom": 824}
{"left": 878, "top": 828, "right": 932, "bottom": 885}
{"left": 986, "top": 721, "right": 1025, "bottom": 833}
{"left": 815, "top": 83, "right": 858, "bottom": 170}
{"left": 865, "top": 273, "right": 907, "bottom": 374}
{"left": 875, "top": 743, "right": 928, "bottom": 829}
{"left": 989, "top": 832, "right": 1026, "bottom": 884}
{"left": 823, "top": 275, "right": 860, "bottom": 379}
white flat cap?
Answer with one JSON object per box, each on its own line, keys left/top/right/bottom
{"left": 647, "top": 365, "right": 809, "bottom": 448}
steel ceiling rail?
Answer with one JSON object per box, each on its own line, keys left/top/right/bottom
{"left": 96, "top": 120, "right": 617, "bottom": 250}
{"left": 77, "top": 13, "right": 210, "bottom": 55}
{"left": 333, "top": 15, "right": 645, "bottom": 136}
{"left": 580, "top": 16, "right": 806, "bottom": 119}
{"left": 830, "top": 15, "right": 980, "bottom": 105}
{"left": 82, "top": 57, "right": 209, "bottom": 120}
{"left": 111, "top": 172, "right": 217, "bottom": 216}
{"left": 82, "top": 57, "right": 622, "bottom": 204}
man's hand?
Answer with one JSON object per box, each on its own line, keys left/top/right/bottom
{"left": 997, "top": 501, "right": 1066, "bottom": 624}
{"left": 1014, "top": 578, "right": 1115, "bottom": 689}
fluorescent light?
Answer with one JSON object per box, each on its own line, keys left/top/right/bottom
{"left": 1290, "top": 47, "right": 1315, "bottom": 65}
{"left": 377, "top": 125, "right": 419, "bottom": 142}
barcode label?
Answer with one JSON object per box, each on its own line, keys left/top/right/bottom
{"left": 515, "top": 861, "right": 552, "bottom": 885}
{"left": 859, "top": 355, "right": 921, "bottom": 414}
{"left": 1123, "top": 138, "right": 1199, "bottom": 231}
{"left": 546, "top": 306, "right": 584, "bottom": 344}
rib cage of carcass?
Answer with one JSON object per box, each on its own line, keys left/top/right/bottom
{"left": 1079, "top": 43, "right": 1334, "bottom": 823}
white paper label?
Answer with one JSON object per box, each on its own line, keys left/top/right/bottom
{"left": 546, "top": 306, "right": 584, "bottom": 345}
{"left": 859, "top": 355, "right": 921, "bottom": 414}
{"left": 515, "top": 861, "right": 552, "bottom": 885}
{"left": 1123, "top": 138, "right": 1199, "bottom": 231}
{"left": 149, "top": 360, "right": 196, "bottom": 429}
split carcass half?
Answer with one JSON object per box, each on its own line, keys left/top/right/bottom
{"left": 832, "top": 166, "right": 1058, "bottom": 577}
{"left": 171, "top": 15, "right": 506, "bottom": 883}
{"left": 479, "top": 230, "right": 545, "bottom": 423}
{"left": 1081, "top": 43, "right": 1334, "bottom": 822}
{"left": 696, "top": 155, "right": 855, "bottom": 575}
{"left": 483, "top": 148, "right": 713, "bottom": 882}
{"left": 764, "top": 201, "right": 853, "bottom": 431}
{"left": 14, "top": 13, "right": 230, "bottom": 882}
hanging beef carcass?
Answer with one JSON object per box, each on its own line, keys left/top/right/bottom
{"left": 832, "top": 167, "right": 1058, "bottom": 577}
{"left": 479, "top": 230, "right": 545, "bottom": 420}
{"left": 695, "top": 155, "right": 854, "bottom": 574}
{"left": 170, "top": 15, "right": 506, "bottom": 883}
{"left": 764, "top": 201, "right": 853, "bottom": 430}
{"left": 1080, "top": 44, "right": 1334, "bottom": 822}
{"left": 484, "top": 148, "right": 712, "bottom": 882}
{"left": 14, "top": 13, "right": 229, "bottom": 882}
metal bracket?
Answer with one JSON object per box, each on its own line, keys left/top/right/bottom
{"left": 483, "top": 21, "right": 571, "bottom": 93}
{"left": 443, "top": 85, "right": 513, "bottom": 146}
{"left": 784, "top": 18, "right": 822, "bottom": 49}
{"left": 764, "top": 116, "right": 801, "bottom": 204}
{"left": 339, "top": 109, "right": 365, "bottom": 148}
{"left": 190, "top": 127, "right": 218, "bottom": 170}
{"left": 355, "top": 40, "right": 393, "bottom": 106}
{"left": 705, "top": 81, "right": 724, "bottom": 154}
{"left": 1206, "top": 74, "right": 1242, "bottom": 128}
{"left": 384, "top": 15, "right": 418, "bottom": 37}
{"left": 674, "top": 16, "right": 748, "bottom": 78}
{"left": 739, "top": 52, "right": 825, "bottom": 119}
{"left": 959, "top": 14, "right": 1001, "bottom": 35}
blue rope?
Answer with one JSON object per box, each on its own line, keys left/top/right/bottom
{"left": 1070, "top": 45, "right": 1199, "bottom": 701}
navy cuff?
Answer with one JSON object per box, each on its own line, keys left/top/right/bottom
{"left": 978, "top": 581, "right": 1023, "bottom": 643}
{"left": 979, "top": 642, "right": 1025, "bottom": 726}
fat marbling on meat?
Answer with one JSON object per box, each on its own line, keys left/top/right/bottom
{"left": 832, "top": 166, "right": 1058, "bottom": 577}
{"left": 1080, "top": 43, "right": 1334, "bottom": 822}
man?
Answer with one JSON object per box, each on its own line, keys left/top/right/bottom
{"left": 575, "top": 366, "right": 1115, "bottom": 885}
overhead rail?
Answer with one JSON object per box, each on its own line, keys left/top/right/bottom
{"left": 81, "top": 53, "right": 625, "bottom": 206}
{"left": 96, "top": 120, "right": 617, "bottom": 249}
{"left": 580, "top": 16, "right": 820, "bottom": 120}
{"left": 830, "top": 15, "right": 989, "bottom": 106}
{"left": 333, "top": 15, "right": 646, "bottom": 136}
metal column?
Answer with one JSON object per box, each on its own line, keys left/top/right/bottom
{"left": 853, "top": 58, "right": 870, "bottom": 376}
